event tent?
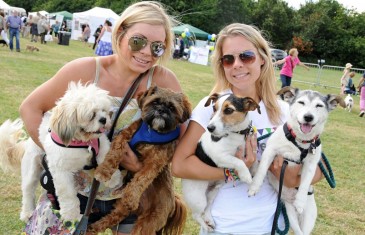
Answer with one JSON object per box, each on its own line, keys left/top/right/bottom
{"left": 0, "top": 0, "right": 26, "bottom": 15}
{"left": 172, "top": 24, "right": 209, "bottom": 40}
{"left": 71, "top": 7, "right": 119, "bottom": 43}
{"left": 49, "top": 11, "right": 73, "bottom": 21}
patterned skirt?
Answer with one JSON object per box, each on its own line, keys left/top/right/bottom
{"left": 95, "top": 40, "right": 113, "bottom": 56}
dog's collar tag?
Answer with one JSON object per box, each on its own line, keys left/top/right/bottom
{"left": 310, "top": 142, "right": 316, "bottom": 155}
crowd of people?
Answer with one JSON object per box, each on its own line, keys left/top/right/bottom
{"left": 0, "top": 1, "right": 363, "bottom": 235}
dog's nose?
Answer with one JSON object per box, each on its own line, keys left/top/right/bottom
{"left": 303, "top": 114, "right": 314, "bottom": 123}
{"left": 207, "top": 125, "right": 215, "bottom": 133}
{"left": 99, "top": 117, "right": 107, "bottom": 125}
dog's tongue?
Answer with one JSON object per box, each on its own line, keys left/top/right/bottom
{"left": 99, "top": 127, "right": 106, "bottom": 133}
{"left": 300, "top": 123, "right": 312, "bottom": 134}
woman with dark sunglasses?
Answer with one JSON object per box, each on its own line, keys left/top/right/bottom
{"left": 172, "top": 23, "right": 324, "bottom": 235}
{"left": 274, "top": 48, "right": 310, "bottom": 88}
{"left": 20, "top": 2, "right": 185, "bottom": 235}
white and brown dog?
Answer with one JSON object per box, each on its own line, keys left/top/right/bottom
{"left": 0, "top": 82, "right": 121, "bottom": 222}
{"left": 248, "top": 87, "right": 345, "bottom": 235}
{"left": 182, "top": 93, "right": 260, "bottom": 232}
{"left": 344, "top": 94, "right": 353, "bottom": 112}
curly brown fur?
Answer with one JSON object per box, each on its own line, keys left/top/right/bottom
{"left": 89, "top": 86, "right": 191, "bottom": 235}
{"left": 25, "top": 45, "right": 39, "bottom": 52}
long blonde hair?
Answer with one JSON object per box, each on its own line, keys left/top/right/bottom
{"left": 112, "top": 1, "right": 175, "bottom": 64}
{"left": 211, "top": 23, "right": 282, "bottom": 125}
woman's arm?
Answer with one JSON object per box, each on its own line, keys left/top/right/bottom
{"left": 96, "top": 27, "right": 105, "bottom": 43}
{"left": 273, "top": 58, "right": 286, "bottom": 65}
{"left": 298, "top": 62, "right": 310, "bottom": 70}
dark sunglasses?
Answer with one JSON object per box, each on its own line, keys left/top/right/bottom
{"left": 220, "top": 51, "right": 256, "bottom": 68}
{"left": 128, "top": 36, "right": 166, "bottom": 58}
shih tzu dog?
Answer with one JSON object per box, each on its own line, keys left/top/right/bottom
{"left": 0, "top": 81, "right": 122, "bottom": 222}
{"left": 88, "top": 86, "right": 192, "bottom": 235}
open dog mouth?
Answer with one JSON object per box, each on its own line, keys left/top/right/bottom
{"left": 299, "top": 122, "right": 315, "bottom": 134}
{"left": 81, "top": 127, "right": 106, "bottom": 135}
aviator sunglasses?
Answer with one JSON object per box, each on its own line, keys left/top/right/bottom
{"left": 220, "top": 51, "right": 256, "bottom": 68}
{"left": 128, "top": 35, "right": 166, "bottom": 57}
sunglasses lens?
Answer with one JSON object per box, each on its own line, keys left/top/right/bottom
{"left": 239, "top": 51, "right": 256, "bottom": 64}
{"left": 151, "top": 42, "right": 166, "bottom": 57}
{"left": 221, "top": 55, "right": 235, "bottom": 67}
{"left": 128, "top": 36, "right": 147, "bottom": 51}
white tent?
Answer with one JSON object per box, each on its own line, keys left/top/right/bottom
{"left": 71, "top": 7, "right": 119, "bottom": 43}
{"left": 0, "top": 0, "right": 26, "bottom": 15}
{"left": 29, "top": 11, "right": 49, "bottom": 17}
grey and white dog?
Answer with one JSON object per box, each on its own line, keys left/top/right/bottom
{"left": 248, "top": 86, "right": 345, "bottom": 235}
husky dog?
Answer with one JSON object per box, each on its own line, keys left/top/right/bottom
{"left": 344, "top": 94, "right": 353, "bottom": 112}
{"left": 248, "top": 86, "right": 345, "bottom": 235}
{"left": 182, "top": 93, "right": 260, "bottom": 232}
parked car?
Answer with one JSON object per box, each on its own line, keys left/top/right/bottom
{"left": 270, "top": 49, "right": 287, "bottom": 61}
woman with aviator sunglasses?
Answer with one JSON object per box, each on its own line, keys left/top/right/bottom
{"left": 20, "top": 2, "right": 184, "bottom": 235}
{"left": 172, "top": 23, "right": 324, "bottom": 235}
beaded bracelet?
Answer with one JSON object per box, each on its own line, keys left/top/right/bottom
{"left": 223, "top": 168, "right": 239, "bottom": 183}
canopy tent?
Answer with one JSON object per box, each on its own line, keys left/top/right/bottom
{"left": 29, "top": 10, "right": 49, "bottom": 17}
{"left": 71, "top": 7, "right": 119, "bottom": 43}
{"left": 0, "top": 0, "right": 26, "bottom": 15}
{"left": 49, "top": 11, "right": 73, "bottom": 21}
{"left": 172, "top": 24, "right": 210, "bottom": 40}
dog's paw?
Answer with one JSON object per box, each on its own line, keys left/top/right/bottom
{"left": 239, "top": 173, "right": 252, "bottom": 184}
{"left": 20, "top": 210, "right": 33, "bottom": 223}
{"left": 293, "top": 199, "right": 305, "bottom": 214}
{"left": 104, "top": 170, "right": 123, "bottom": 188}
{"left": 94, "top": 167, "right": 113, "bottom": 183}
{"left": 247, "top": 185, "right": 260, "bottom": 197}
{"left": 203, "top": 214, "right": 215, "bottom": 231}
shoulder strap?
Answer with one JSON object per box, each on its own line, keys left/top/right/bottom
{"left": 107, "top": 70, "right": 148, "bottom": 141}
{"left": 94, "top": 57, "right": 101, "bottom": 84}
{"left": 146, "top": 66, "right": 156, "bottom": 88}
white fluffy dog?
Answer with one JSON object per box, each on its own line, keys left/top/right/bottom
{"left": 248, "top": 87, "right": 345, "bottom": 235}
{"left": 344, "top": 94, "right": 353, "bottom": 112}
{"left": 182, "top": 93, "right": 260, "bottom": 232}
{"left": 0, "top": 82, "right": 121, "bottom": 222}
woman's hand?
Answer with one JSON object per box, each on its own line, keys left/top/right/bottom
{"left": 119, "top": 143, "right": 142, "bottom": 172}
{"left": 269, "top": 156, "right": 301, "bottom": 188}
{"left": 235, "top": 133, "right": 257, "bottom": 168}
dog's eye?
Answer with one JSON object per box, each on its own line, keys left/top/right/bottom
{"left": 169, "top": 105, "right": 175, "bottom": 112}
{"left": 316, "top": 104, "right": 324, "bottom": 108}
{"left": 298, "top": 101, "right": 305, "bottom": 105}
{"left": 224, "top": 108, "right": 234, "bottom": 114}
{"left": 90, "top": 112, "right": 96, "bottom": 121}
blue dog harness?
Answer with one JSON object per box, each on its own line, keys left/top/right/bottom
{"left": 128, "top": 121, "right": 180, "bottom": 156}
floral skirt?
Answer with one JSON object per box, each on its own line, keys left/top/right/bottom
{"left": 95, "top": 40, "right": 113, "bottom": 56}
{"left": 23, "top": 192, "right": 81, "bottom": 235}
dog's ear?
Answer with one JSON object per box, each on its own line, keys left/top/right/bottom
{"left": 205, "top": 93, "right": 220, "bottom": 107}
{"left": 180, "top": 93, "right": 192, "bottom": 123}
{"left": 137, "top": 85, "right": 159, "bottom": 108}
{"left": 50, "top": 105, "right": 78, "bottom": 146}
{"left": 243, "top": 97, "right": 261, "bottom": 114}
{"left": 277, "top": 86, "right": 298, "bottom": 103}
{"left": 327, "top": 94, "right": 346, "bottom": 110}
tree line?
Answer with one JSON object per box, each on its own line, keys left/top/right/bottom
{"left": 6, "top": 0, "right": 365, "bottom": 67}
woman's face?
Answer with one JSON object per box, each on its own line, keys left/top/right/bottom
{"left": 119, "top": 23, "right": 166, "bottom": 73}
{"left": 221, "top": 35, "right": 264, "bottom": 97}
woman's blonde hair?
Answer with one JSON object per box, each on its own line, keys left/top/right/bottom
{"left": 289, "top": 48, "right": 298, "bottom": 56}
{"left": 210, "top": 23, "right": 282, "bottom": 125}
{"left": 112, "top": 1, "right": 175, "bottom": 64}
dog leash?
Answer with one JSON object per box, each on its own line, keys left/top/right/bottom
{"left": 74, "top": 70, "right": 148, "bottom": 234}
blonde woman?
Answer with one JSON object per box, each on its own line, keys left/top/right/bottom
{"left": 20, "top": 2, "right": 181, "bottom": 234}
{"left": 274, "top": 48, "right": 310, "bottom": 88}
{"left": 172, "top": 23, "right": 323, "bottom": 234}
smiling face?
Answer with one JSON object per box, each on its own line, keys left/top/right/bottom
{"left": 221, "top": 36, "right": 264, "bottom": 98}
{"left": 119, "top": 23, "right": 166, "bottom": 73}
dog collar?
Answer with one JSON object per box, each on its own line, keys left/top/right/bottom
{"left": 50, "top": 130, "right": 99, "bottom": 170}
{"left": 211, "top": 123, "right": 255, "bottom": 142}
{"left": 128, "top": 121, "right": 180, "bottom": 156}
{"left": 283, "top": 123, "right": 321, "bottom": 162}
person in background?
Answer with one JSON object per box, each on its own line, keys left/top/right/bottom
{"left": 20, "top": 1, "right": 181, "bottom": 234}
{"left": 37, "top": 15, "right": 49, "bottom": 44}
{"left": 357, "top": 72, "right": 365, "bottom": 117}
{"left": 274, "top": 48, "right": 310, "bottom": 88}
{"left": 92, "top": 24, "right": 103, "bottom": 50}
{"left": 343, "top": 72, "right": 356, "bottom": 95}
{"left": 179, "top": 35, "right": 185, "bottom": 58}
{"left": 51, "top": 20, "right": 60, "bottom": 37}
{"left": 172, "top": 23, "right": 324, "bottom": 235}
{"left": 82, "top": 24, "right": 91, "bottom": 46}
{"left": 6, "top": 10, "right": 23, "bottom": 52}
{"left": 95, "top": 20, "right": 113, "bottom": 56}
{"left": 30, "top": 12, "right": 40, "bottom": 42}
{"left": 340, "top": 63, "right": 353, "bottom": 95}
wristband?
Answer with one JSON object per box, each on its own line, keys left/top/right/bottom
{"left": 223, "top": 168, "right": 239, "bottom": 183}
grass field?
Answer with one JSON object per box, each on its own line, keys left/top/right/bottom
{"left": 0, "top": 37, "right": 364, "bottom": 235}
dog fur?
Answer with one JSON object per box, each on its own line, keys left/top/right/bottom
{"left": 88, "top": 86, "right": 192, "bottom": 235}
{"left": 25, "top": 44, "right": 39, "bottom": 52}
{"left": 0, "top": 39, "right": 8, "bottom": 47}
{"left": 0, "top": 82, "right": 122, "bottom": 222}
{"left": 344, "top": 94, "right": 353, "bottom": 112}
{"left": 182, "top": 93, "right": 260, "bottom": 232}
{"left": 248, "top": 86, "right": 345, "bottom": 235}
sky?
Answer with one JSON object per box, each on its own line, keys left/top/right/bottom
{"left": 283, "top": 0, "right": 365, "bottom": 13}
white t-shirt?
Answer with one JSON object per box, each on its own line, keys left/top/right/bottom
{"left": 191, "top": 90, "right": 289, "bottom": 235}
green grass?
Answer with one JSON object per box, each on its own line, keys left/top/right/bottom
{"left": 1, "top": 37, "right": 365, "bottom": 235}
